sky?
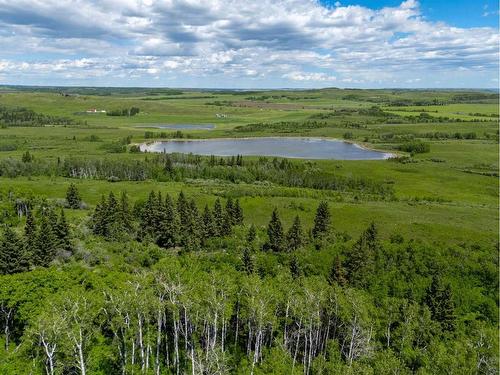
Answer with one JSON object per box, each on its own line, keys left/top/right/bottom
{"left": 0, "top": 0, "right": 498, "bottom": 89}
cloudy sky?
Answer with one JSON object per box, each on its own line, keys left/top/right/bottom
{"left": 0, "top": 0, "right": 498, "bottom": 88}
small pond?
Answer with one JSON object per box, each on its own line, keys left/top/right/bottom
{"left": 135, "top": 124, "right": 215, "bottom": 130}
{"left": 140, "top": 137, "right": 393, "bottom": 160}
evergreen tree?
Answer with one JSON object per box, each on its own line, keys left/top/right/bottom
{"left": 0, "top": 227, "right": 29, "bottom": 274}
{"left": 177, "top": 191, "right": 189, "bottom": 227}
{"left": 345, "top": 223, "right": 379, "bottom": 287}
{"left": 290, "top": 255, "right": 300, "bottom": 279}
{"left": 286, "top": 215, "right": 304, "bottom": 251}
{"left": 242, "top": 248, "right": 254, "bottom": 275}
{"left": 233, "top": 199, "right": 244, "bottom": 225}
{"left": 181, "top": 199, "right": 201, "bottom": 251}
{"left": 65, "top": 183, "right": 82, "bottom": 209}
{"left": 119, "top": 191, "right": 133, "bottom": 233}
{"left": 201, "top": 204, "right": 216, "bottom": 240}
{"left": 24, "top": 210, "right": 37, "bottom": 259}
{"left": 220, "top": 212, "right": 232, "bottom": 237}
{"left": 33, "top": 212, "right": 57, "bottom": 267}
{"left": 92, "top": 195, "right": 108, "bottom": 236}
{"left": 226, "top": 197, "right": 235, "bottom": 225}
{"left": 213, "top": 198, "right": 224, "bottom": 236}
{"left": 266, "top": 208, "right": 284, "bottom": 252}
{"left": 312, "top": 201, "right": 331, "bottom": 239}
{"left": 54, "top": 208, "right": 71, "bottom": 252}
{"left": 157, "top": 194, "right": 179, "bottom": 248}
{"left": 425, "top": 275, "right": 455, "bottom": 332}
{"left": 247, "top": 224, "right": 257, "bottom": 244}
{"left": 328, "top": 255, "right": 347, "bottom": 286}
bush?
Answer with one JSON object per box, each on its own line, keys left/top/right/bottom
{"left": 399, "top": 141, "right": 430, "bottom": 154}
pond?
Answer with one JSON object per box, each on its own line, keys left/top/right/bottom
{"left": 135, "top": 124, "right": 215, "bottom": 130}
{"left": 140, "top": 137, "right": 393, "bottom": 160}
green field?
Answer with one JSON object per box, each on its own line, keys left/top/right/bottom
{"left": 0, "top": 86, "right": 498, "bottom": 374}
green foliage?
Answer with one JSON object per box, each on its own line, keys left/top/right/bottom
{"left": 65, "top": 183, "right": 82, "bottom": 209}
{"left": 399, "top": 140, "right": 431, "bottom": 154}
{"left": 266, "top": 208, "right": 284, "bottom": 252}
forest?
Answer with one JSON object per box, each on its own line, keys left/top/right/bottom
{"left": 0, "top": 87, "right": 497, "bottom": 374}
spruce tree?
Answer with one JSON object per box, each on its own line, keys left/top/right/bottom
{"left": 286, "top": 215, "right": 303, "bottom": 251}
{"left": 92, "top": 195, "right": 108, "bottom": 236}
{"left": 328, "top": 256, "right": 347, "bottom": 286}
{"left": 213, "top": 198, "right": 224, "bottom": 236}
{"left": 233, "top": 199, "right": 244, "bottom": 225}
{"left": 24, "top": 210, "right": 37, "bottom": 259}
{"left": 177, "top": 191, "right": 189, "bottom": 227}
{"left": 157, "top": 194, "right": 178, "bottom": 248}
{"left": 290, "top": 255, "right": 300, "bottom": 279}
{"left": 202, "top": 204, "right": 216, "bottom": 240}
{"left": 0, "top": 227, "right": 29, "bottom": 275}
{"left": 266, "top": 208, "right": 284, "bottom": 252}
{"left": 226, "top": 197, "right": 235, "bottom": 225}
{"left": 33, "top": 213, "right": 57, "bottom": 267}
{"left": 119, "top": 191, "right": 133, "bottom": 233}
{"left": 345, "top": 224, "right": 378, "bottom": 287}
{"left": 312, "top": 201, "right": 330, "bottom": 239}
{"left": 425, "top": 275, "right": 455, "bottom": 332}
{"left": 66, "top": 183, "right": 82, "bottom": 209}
{"left": 54, "top": 208, "right": 71, "bottom": 252}
{"left": 242, "top": 248, "right": 254, "bottom": 275}
{"left": 247, "top": 224, "right": 257, "bottom": 244}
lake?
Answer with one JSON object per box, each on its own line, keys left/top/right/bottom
{"left": 140, "top": 137, "right": 393, "bottom": 160}
{"left": 135, "top": 124, "right": 215, "bottom": 130}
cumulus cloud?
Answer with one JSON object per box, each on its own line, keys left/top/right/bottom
{"left": 0, "top": 0, "right": 497, "bottom": 87}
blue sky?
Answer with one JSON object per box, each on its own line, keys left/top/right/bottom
{"left": 0, "top": 0, "right": 498, "bottom": 88}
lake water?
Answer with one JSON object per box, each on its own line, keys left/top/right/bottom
{"left": 140, "top": 137, "right": 393, "bottom": 160}
{"left": 136, "top": 124, "right": 215, "bottom": 130}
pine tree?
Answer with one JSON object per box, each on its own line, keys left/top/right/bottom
{"left": 328, "top": 256, "right": 347, "bottom": 286}
{"left": 425, "top": 275, "right": 455, "bottom": 332}
{"left": 242, "top": 248, "right": 254, "bottom": 275}
{"left": 226, "top": 197, "right": 235, "bottom": 225}
{"left": 181, "top": 199, "right": 201, "bottom": 251}
{"left": 345, "top": 224, "right": 378, "bottom": 287}
{"left": 233, "top": 199, "right": 244, "bottom": 225}
{"left": 157, "top": 194, "right": 179, "bottom": 248}
{"left": 266, "top": 208, "right": 284, "bottom": 252}
{"left": 33, "top": 212, "right": 57, "bottom": 267}
{"left": 201, "top": 204, "right": 216, "bottom": 240}
{"left": 92, "top": 195, "right": 108, "bottom": 236}
{"left": 213, "top": 198, "right": 224, "bottom": 236}
{"left": 119, "top": 191, "right": 133, "bottom": 233}
{"left": 247, "top": 224, "right": 257, "bottom": 244}
{"left": 66, "top": 183, "right": 82, "bottom": 209}
{"left": 177, "top": 191, "right": 189, "bottom": 227}
{"left": 312, "top": 201, "right": 331, "bottom": 239}
{"left": 54, "top": 208, "right": 71, "bottom": 252}
{"left": 24, "top": 210, "right": 37, "bottom": 259}
{"left": 286, "top": 215, "right": 303, "bottom": 251}
{"left": 290, "top": 255, "right": 300, "bottom": 279}
{"left": 220, "top": 212, "right": 232, "bottom": 237}
{"left": 0, "top": 227, "right": 29, "bottom": 275}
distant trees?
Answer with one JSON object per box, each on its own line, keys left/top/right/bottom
{"left": 106, "top": 107, "right": 140, "bottom": 116}
{"left": 65, "top": 183, "right": 82, "bottom": 209}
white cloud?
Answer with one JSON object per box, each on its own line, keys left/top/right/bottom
{"left": 284, "top": 72, "right": 336, "bottom": 82}
{"left": 0, "top": 0, "right": 497, "bottom": 87}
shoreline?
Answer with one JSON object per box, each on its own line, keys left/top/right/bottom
{"left": 136, "top": 136, "right": 398, "bottom": 159}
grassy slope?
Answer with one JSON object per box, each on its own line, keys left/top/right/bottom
{"left": 0, "top": 88, "right": 498, "bottom": 247}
